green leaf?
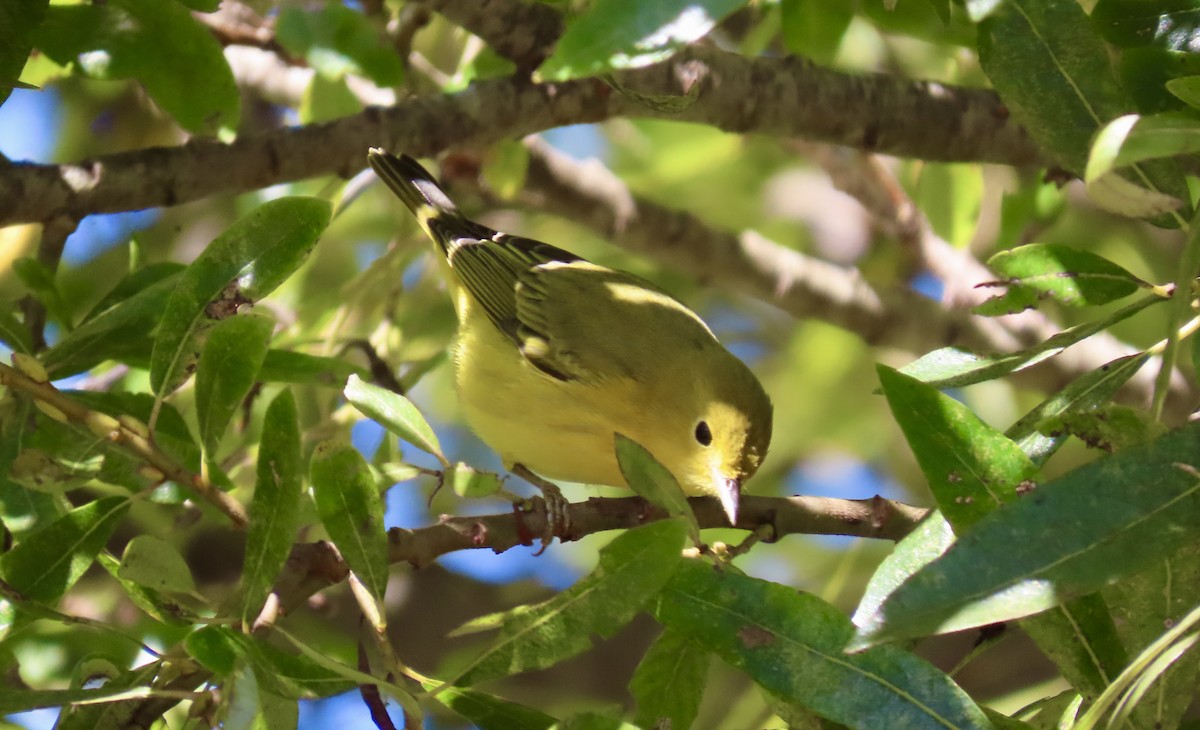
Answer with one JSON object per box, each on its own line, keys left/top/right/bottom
{"left": 426, "top": 683, "right": 557, "bottom": 730}
{"left": 343, "top": 374, "right": 447, "bottom": 465}
{"left": 1092, "top": 0, "right": 1200, "bottom": 50}
{"left": 31, "top": 0, "right": 238, "bottom": 133}
{"left": 257, "top": 349, "right": 367, "bottom": 385}
{"left": 42, "top": 272, "right": 179, "bottom": 377}
{"left": 851, "top": 422, "right": 1200, "bottom": 650}
{"left": 195, "top": 313, "right": 274, "bottom": 456}
{"left": 481, "top": 140, "right": 531, "bottom": 201}
{"left": 550, "top": 713, "right": 640, "bottom": 730}
{"left": 308, "top": 440, "right": 389, "bottom": 602}
{"left": 0, "top": 0, "right": 47, "bottom": 108}
{"left": 1073, "top": 601, "right": 1200, "bottom": 730}
{"left": 0, "top": 301, "right": 33, "bottom": 355}
{"left": 1007, "top": 352, "right": 1151, "bottom": 466}
{"left": 447, "top": 463, "right": 503, "bottom": 499}
{"left": 656, "top": 560, "right": 992, "bottom": 729}
{"left": 1089, "top": 111, "right": 1200, "bottom": 176}
{"left": 1121, "top": 48, "right": 1200, "bottom": 114}
{"left": 915, "top": 163, "right": 983, "bottom": 248}
{"left": 299, "top": 72, "right": 362, "bottom": 124}
{"left": 978, "top": 0, "right": 1133, "bottom": 174}
{"left": 1036, "top": 404, "right": 1165, "bottom": 453}
{"left": 13, "top": 256, "right": 68, "bottom": 329}
{"left": 96, "top": 552, "right": 191, "bottom": 625}
{"left": 899, "top": 294, "right": 1160, "bottom": 388}
{"left": 83, "top": 261, "right": 186, "bottom": 321}
{"left": 276, "top": 5, "right": 404, "bottom": 86}
{"left": 149, "top": 196, "right": 330, "bottom": 395}
{"left": 1103, "top": 546, "right": 1200, "bottom": 729}
{"left": 1167, "top": 75, "right": 1200, "bottom": 109}
{"left": 878, "top": 366, "right": 1038, "bottom": 527}
{"left": 979, "top": 0, "right": 1190, "bottom": 226}
{"left": 450, "top": 519, "right": 688, "bottom": 686}
{"left": 0, "top": 685, "right": 157, "bottom": 715}
{"left": 0, "top": 400, "right": 64, "bottom": 539}
{"left": 780, "top": 0, "right": 853, "bottom": 65}
{"left": 630, "top": 629, "right": 709, "bottom": 730}
{"left": 242, "top": 388, "right": 303, "bottom": 626}
{"left": 615, "top": 434, "right": 701, "bottom": 540}
{"left": 117, "top": 534, "right": 196, "bottom": 595}
{"left": 0, "top": 496, "right": 129, "bottom": 601}
{"left": 854, "top": 511, "right": 956, "bottom": 628}
{"left": 976, "top": 243, "right": 1145, "bottom": 314}
{"left": 186, "top": 624, "right": 241, "bottom": 677}
{"left": 537, "top": 0, "right": 748, "bottom": 81}
{"left": 1020, "top": 597, "right": 1127, "bottom": 699}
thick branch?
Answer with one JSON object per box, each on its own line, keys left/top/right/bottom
{"left": 0, "top": 47, "right": 1042, "bottom": 227}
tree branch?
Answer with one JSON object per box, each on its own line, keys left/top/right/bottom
{"left": 516, "top": 141, "right": 1197, "bottom": 416}
{"left": 414, "top": 0, "right": 562, "bottom": 70}
{"left": 0, "top": 47, "right": 1042, "bottom": 227}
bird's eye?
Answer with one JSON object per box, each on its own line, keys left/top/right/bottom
{"left": 694, "top": 420, "right": 713, "bottom": 446}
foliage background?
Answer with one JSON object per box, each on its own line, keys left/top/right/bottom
{"left": 3, "top": 0, "right": 1200, "bottom": 728}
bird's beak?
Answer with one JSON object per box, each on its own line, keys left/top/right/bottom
{"left": 717, "top": 476, "right": 741, "bottom": 526}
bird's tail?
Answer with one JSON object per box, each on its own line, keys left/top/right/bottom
{"left": 367, "top": 148, "right": 470, "bottom": 255}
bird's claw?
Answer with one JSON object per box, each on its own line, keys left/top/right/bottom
{"left": 511, "top": 464, "right": 571, "bottom": 550}
{"left": 536, "top": 481, "right": 571, "bottom": 550}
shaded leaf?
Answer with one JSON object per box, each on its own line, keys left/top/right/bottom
{"left": 657, "top": 560, "right": 992, "bottom": 729}
{"left": 630, "top": 629, "right": 709, "bottom": 730}
{"left": 257, "top": 349, "right": 367, "bottom": 385}
{"left": 851, "top": 422, "right": 1200, "bottom": 649}
{"left": 1092, "top": 0, "right": 1200, "bottom": 50}
{"left": 149, "top": 197, "right": 330, "bottom": 395}
{"left": 97, "top": 552, "right": 190, "bottom": 625}
{"left": 0, "top": 303, "right": 33, "bottom": 354}
{"left": 451, "top": 519, "right": 688, "bottom": 686}
{"left": 308, "top": 440, "right": 389, "bottom": 601}
{"left": 0, "top": 496, "right": 129, "bottom": 601}
{"left": 0, "top": 0, "right": 47, "bottom": 107}
{"left": 425, "top": 682, "right": 557, "bottom": 730}
{"left": 242, "top": 389, "right": 303, "bottom": 626}
{"left": 117, "top": 534, "right": 196, "bottom": 595}
{"left": 1007, "top": 352, "right": 1151, "bottom": 466}
{"left": 195, "top": 314, "right": 274, "bottom": 455}
{"left": 42, "top": 273, "right": 179, "bottom": 377}
{"left": 1103, "top": 545, "right": 1200, "bottom": 729}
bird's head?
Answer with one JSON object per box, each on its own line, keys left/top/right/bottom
{"left": 642, "top": 355, "right": 773, "bottom": 526}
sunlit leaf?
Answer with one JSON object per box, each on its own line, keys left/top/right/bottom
{"left": 149, "top": 197, "right": 329, "bottom": 395}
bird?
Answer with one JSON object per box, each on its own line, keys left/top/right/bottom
{"left": 367, "top": 148, "right": 773, "bottom": 541}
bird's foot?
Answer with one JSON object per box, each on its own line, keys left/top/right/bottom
{"left": 511, "top": 464, "right": 572, "bottom": 549}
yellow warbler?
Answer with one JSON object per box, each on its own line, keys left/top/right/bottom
{"left": 367, "top": 149, "right": 772, "bottom": 535}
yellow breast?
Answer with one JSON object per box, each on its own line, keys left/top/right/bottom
{"left": 451, "top": 300, "right": 637, "bottom": 487}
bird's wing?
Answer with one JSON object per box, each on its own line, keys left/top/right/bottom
{"left": 514, "top": 260, "right": 717, "bottom": 384}
{"left": 443, "top": 230, "right": 581, "bottom": 352}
